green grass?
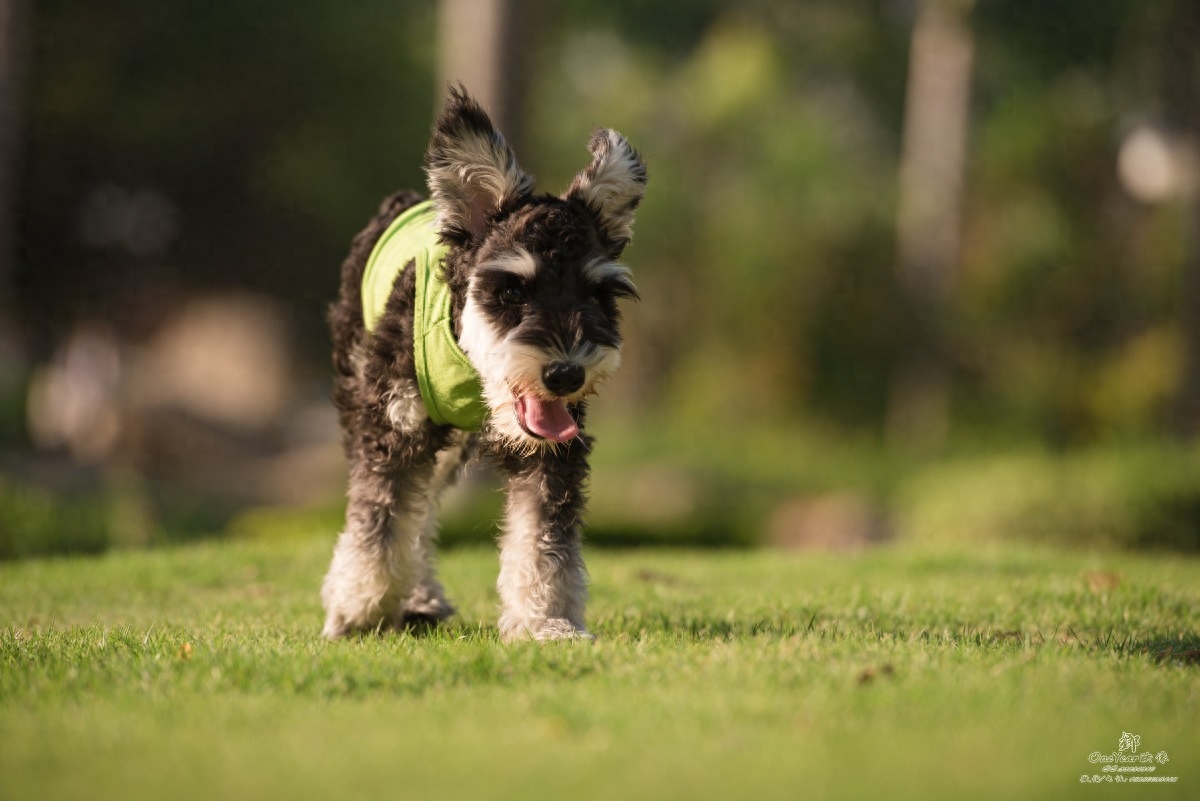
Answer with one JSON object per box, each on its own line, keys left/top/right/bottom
{"left": 2, "top": 538, "right": 1197, "bottom": 800}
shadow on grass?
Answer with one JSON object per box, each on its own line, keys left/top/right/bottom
{"left": 601, "top": 611, "right": 1200, "bottom": 667}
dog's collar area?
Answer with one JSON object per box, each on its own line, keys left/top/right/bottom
{"left": 362, "top": 200, "right": 488, "bottom": 431}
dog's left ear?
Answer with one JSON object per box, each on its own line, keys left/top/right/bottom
{"left": 425, "top": 86, "right": 535, "bottom": 246}
{"left": 564, "top": 129, "right": 648, "bottom": 258}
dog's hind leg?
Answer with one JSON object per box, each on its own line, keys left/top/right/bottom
{"left": 495, "top": 441, "right": 592, "bottom": 642}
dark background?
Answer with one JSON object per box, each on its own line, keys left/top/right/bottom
{"left": 2, "top": 0, "right": 1198, "bottom": 556}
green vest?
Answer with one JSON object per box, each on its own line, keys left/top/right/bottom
{"left": 361, "top": 201, "right": 487, "bottom": 431}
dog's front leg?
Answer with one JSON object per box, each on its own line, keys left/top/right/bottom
{"left": 321, "top": 455, "right": 437, "bottom": 639}
{"left": 496, "top": 445, "right": 592, "bottom": 642}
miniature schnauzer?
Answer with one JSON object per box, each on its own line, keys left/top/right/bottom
{"left": 321, "top": 87, "right": 647, "bottom": 641}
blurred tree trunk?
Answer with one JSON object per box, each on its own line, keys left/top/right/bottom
{"left": 0, "top": 0, "right": 29, "bottom": 317}
{"left": 888, "top": 0, "right": 975, "bottom": 451}
{"left": 436, "top": 0, "right": 542, "bottom": 153}
{"left": 0, "top": 0, "right": 30, "bottom": 395}
{"left": 1166, "top": 1, "right": 1200, "bottom": 438}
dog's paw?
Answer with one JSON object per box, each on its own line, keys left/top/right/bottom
{"left": 500, "top": 616, "right": 594, "bottom": 643}
{"left": 322, "top": 608, "right": 388, "bottom": 640}
{"left": 321, "top": 613, "right": 355, "bottom": 640}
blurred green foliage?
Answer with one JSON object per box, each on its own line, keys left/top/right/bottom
{"left": 899, "top": 444, "right": 1200, "bottom": 551}
{"left": 206, "top": 429, "right": 1200, "bottom": 553}
{"left": 15, "top": 0, "right": 1194, "bottom": 437}
{"left": 4, "top": 431, "right": 1198, "bottom": 556}
{"left": 0, "top": 476, "right": 108, "bottom": 559}
{"left": 6, "top": 1, "right": 1200, "bottom": 556}
{"left": 0, "top": 471, "right": 246, "bottom": 559}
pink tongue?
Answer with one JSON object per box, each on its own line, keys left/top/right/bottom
{"left": 517, "top": 396, "right": 579, "bottom": 442}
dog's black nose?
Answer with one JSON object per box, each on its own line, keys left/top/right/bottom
{"left": 542, "top": 361, "right": 585, "bottom": 396}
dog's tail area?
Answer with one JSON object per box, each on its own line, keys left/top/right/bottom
{"left": 328, "top": 190, "right": 426, "bottom": 381}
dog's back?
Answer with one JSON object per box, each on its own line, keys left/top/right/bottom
{"left": 327, "top": 190, "right": 425, "bottom": 441}
{"left": 329, "top": 190, "right": 425, "bottom": 371}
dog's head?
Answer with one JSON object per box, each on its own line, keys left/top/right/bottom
{"left": 425, "top": 87, "right": 647, "bottom": 449}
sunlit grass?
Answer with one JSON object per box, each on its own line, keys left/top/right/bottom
{"left": 2, "top": 538, "right": 1197, "bottom": 800}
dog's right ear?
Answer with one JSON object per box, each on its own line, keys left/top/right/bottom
{"left": 425, "top": 86, "right": 534, "bottom": 246}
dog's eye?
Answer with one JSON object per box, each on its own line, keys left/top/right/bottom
{"left": 586, "top": 278, "right": 637, "bottom": 307}
{"left": 499, "top": 283, "right": 526, "bottom": 305}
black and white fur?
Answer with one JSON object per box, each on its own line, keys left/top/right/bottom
{"left": 321, "top": 88, "right": 647, "bottom": 641}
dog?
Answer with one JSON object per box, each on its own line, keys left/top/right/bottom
{"left": 321, "top": 87, "right": 647, "bottom": 641}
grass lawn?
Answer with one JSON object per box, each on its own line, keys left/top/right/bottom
{"left": 1, "top": 536, "right": 1197, "bottom": 800}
